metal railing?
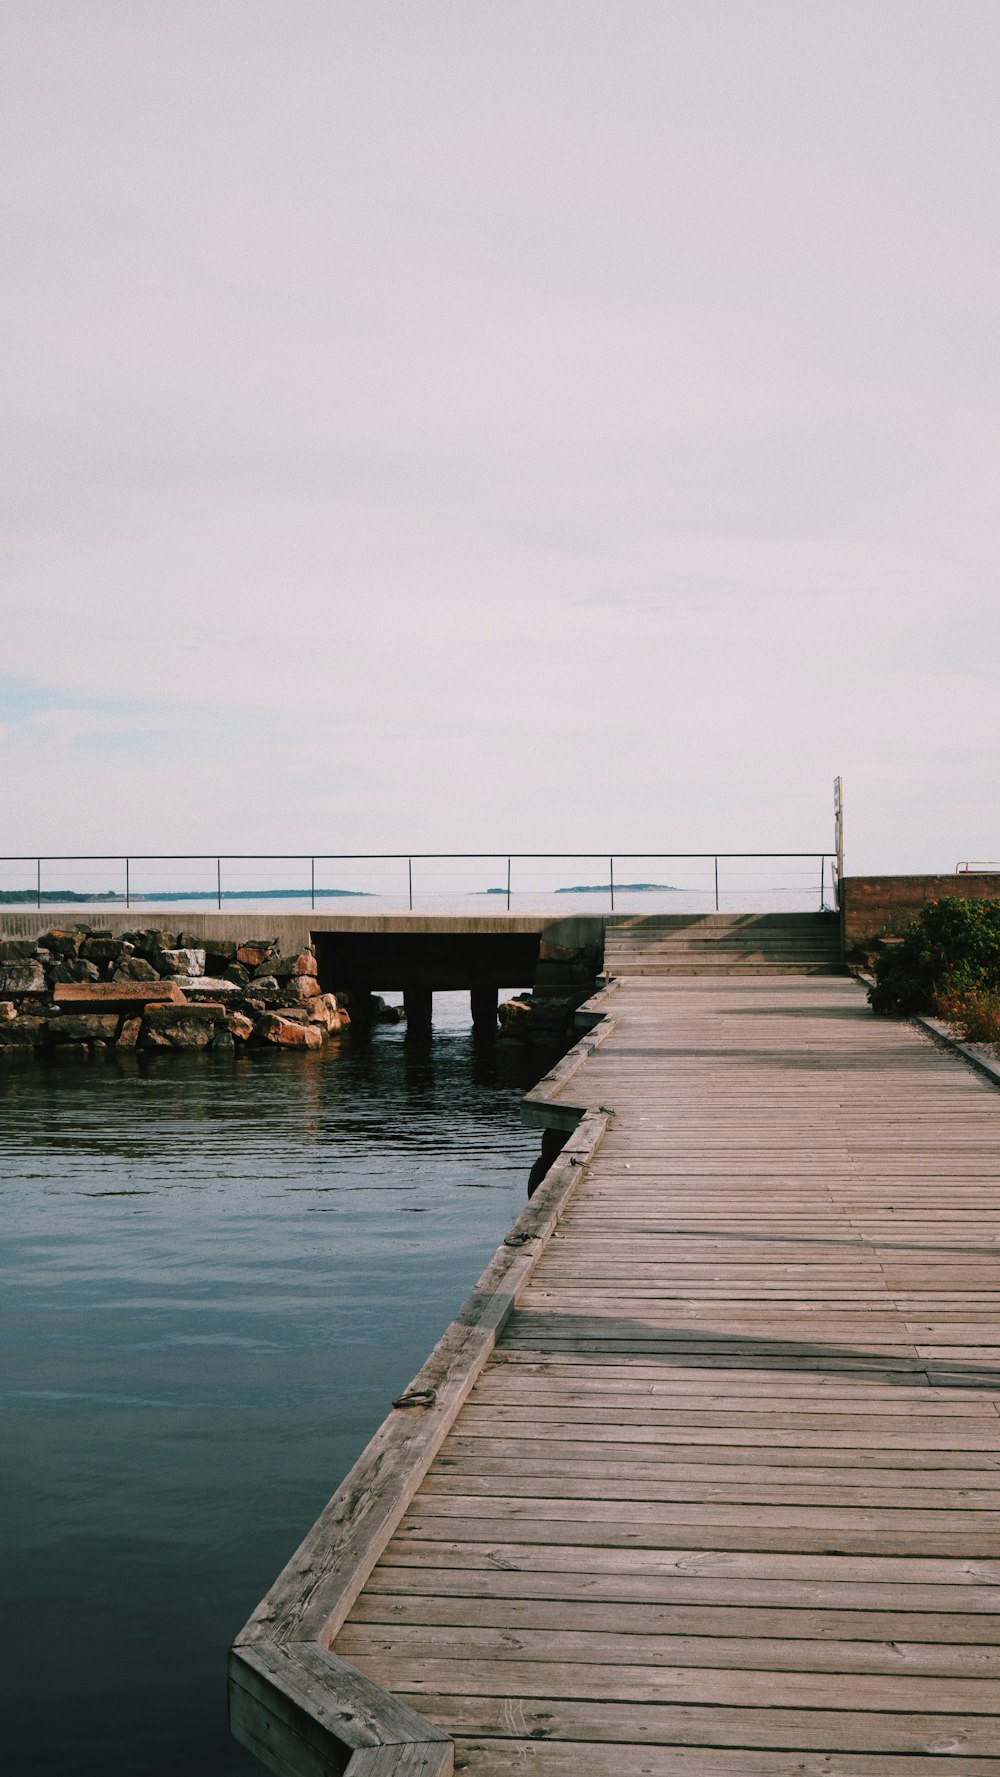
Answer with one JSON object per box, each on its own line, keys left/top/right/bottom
{"left": 0, "top": 852, "right": 838, "bottom": 913}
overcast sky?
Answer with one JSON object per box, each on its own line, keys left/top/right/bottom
{"left": 2, "top": 1, "right": 998, "bottom": 874}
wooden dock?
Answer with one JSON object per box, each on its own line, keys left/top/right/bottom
{"left": 232, "top": 975, "right": 1000, "bottom": 1776}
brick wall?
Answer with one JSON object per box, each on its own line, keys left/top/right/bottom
{"left": 841, "top": 874, "right": 1000, "bottom": 951}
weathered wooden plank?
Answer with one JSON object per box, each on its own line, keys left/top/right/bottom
{"left": 394, "top": 1513, "right": 1000, "bottom": 1558}
{"left": 347, "top": 1589, "right": 1000, "bottom": 1641}
{"left": 450, "top": 1742, "right": 1000, "bottom": 1777}
{"left": 352, "top": 1649, "right": 1000, "bottom": 1713}
{"left": 338, "top": 1621, "right": 1000, "bottom": 1677}
{"left": 432, "top": 1692, "right": 1000, "bottom": 1754}
{"left": 379, "top": 1540, "right": 1000, "bottom": 1587}
{"left": 402, "top": 1494, "right": 1000, "bottom": 1535}
{"left": 421, "top": 1471, "right": 1000, "bottom": 1511}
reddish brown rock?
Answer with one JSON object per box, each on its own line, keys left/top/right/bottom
{"left": 259, "top": 1012, "right": 322, "bottom": 1049}
{"left": 285, "top": 973, "right": 320, "bottom": 1003}
{"left": 236, "top": 940, "right": 276, "bottom": 968}
{"left": 117, "top": 1016, "right": 142, "bottom": 1048}
{"left": 289, "top": 950, "right": 318, "bottom": 977}
{"left": 54, "top": 981, "right": 186, "bottom": 1011}
{"left": 309, "top": 993, "right": 343, "bottom": 1033}
{"left": 0, "top": 1001, "right": 17, "bottom": 1023}
{"left": 225, "top": 1011, "right": 254, "bottom": 1042}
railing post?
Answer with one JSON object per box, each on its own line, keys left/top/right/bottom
{"left": 125, "top": 857, "right": 130, "bottom": 910}
{"left": 408, "top": 857, "right": 413, "bottom": 912}
{"left": 506, "top": 856, "right": 511, "bottom": 912}
{"left": 609, "top": 856, "right": 614, "bottom": 912}
{"left": 834, "top": 775, "right": 844, "bottom": 907}
{"left": 714, "top": 856, "right": 719, "bottom": 912}
{"left": 820, "top": 855, "right": 825, "bottom": 911}
{"left": 310, "top": 857, "right": 315, "bottom": 911}
{"left": 36, "top": 857, "right": 41, "bottom": 910}
{"left": 216, "top": 858, "right": 222, "bottom": 911}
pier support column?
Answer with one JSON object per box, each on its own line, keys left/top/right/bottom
{"left": 403, "top": 987, "right": 433, "bottom": 1029}
{"left": 470, "top": 985, "right": 499, "bottom": 1035}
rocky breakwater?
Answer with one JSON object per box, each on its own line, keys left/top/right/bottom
{"left": 498, "top": 935, "right": 601, "bottom": 1048}
{"left": 0, "top": 927, "right": 348, "bottom": 1062}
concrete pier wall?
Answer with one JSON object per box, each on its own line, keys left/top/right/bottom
{"left": 841, "top": 873, "right": 1000, "bottom": 950}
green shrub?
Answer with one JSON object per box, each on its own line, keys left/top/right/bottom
{"left": 868, "top": 896, "right": 1000, "bottom": 1016}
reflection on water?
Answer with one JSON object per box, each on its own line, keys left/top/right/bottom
{"left": 1, "top": 994, "right": 545, "bottom": 1777}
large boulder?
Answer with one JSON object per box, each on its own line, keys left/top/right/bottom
{"left": 49, "top": 1014, "right": 120, "bottom": 1044}
{"left": 259, "top": 1012, "right": 322, "bottom": 1049}
{"left": 274, "top": 950, "right": 318, "bottom": 981}
{"left": 498, "top": 996, "right": 533, "bottom": 1038}
{"left": 112, "top": 957, "right": 160, "bottom": 982}
{"left": 45, "top": 962, "right": 80, "bottom": 987}
{"left": 244, "top": 975, "right": 280, "bottom": 1004}
{"left": 40, "top": 930, "right": 83, "bottom": 958}
{"left": 237, "top": 940, "right": 277, "bottom": 969}
{"left": 308, "top": 993, "right": 343, "bottom": 1033}
{"left": 205, "top": 938, "right": 238, "bottom": 966}
{"left": 225, "top": 1011, "right": 255, "bottom": 1042}
{"left": 79, "top": 936, "right": 126, "bottom": 965}
{"left": 0, "top": 1015, "right": 47, "bottom": 1049}
{"left": 172, "top": 975, "right": 243, "bottom": 998}
{"left": 284, "top": 973, "right": 320, "bottom": 1004}
{"left": 130, "top": 929, "right": 176, "bottom": 960}
{"left": 157, "top": 948, "right": 206, "bottom": 977}
{"left": 140, "top": 1005, "right": 221, "bottom": 1049}
{"left": 0, "top": 959, "right": 47, "bottom": 996}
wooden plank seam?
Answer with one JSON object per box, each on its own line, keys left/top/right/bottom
{"left": 230, "top": 1007, "right": 616, "bottom": 1776}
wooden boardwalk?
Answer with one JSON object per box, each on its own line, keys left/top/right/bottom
{"left": 234, "top": 976, "right": 1000, "bottom": 1776}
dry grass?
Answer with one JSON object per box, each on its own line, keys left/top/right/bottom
{"left": 933, "top": 986, "right": 1000, "bottom": 1056}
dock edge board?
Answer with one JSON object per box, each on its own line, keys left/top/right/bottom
{"left": 229, "top": 997, "right": 615, "bottom": 1776}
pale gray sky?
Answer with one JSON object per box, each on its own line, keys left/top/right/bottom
{"left": 2, "top": 1, "right": 998, "bottom": 871}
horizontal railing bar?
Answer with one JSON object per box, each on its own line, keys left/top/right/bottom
{"left": 0, "top": 851, "right": 834, "bottom": 861}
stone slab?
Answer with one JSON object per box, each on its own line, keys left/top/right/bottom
{"left": 53, "top": 981, "right": 187, "bottom": 1009}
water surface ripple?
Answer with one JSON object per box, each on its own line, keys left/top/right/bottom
{"left": 1, "top": 994, "right": 543, "bottom": 1776}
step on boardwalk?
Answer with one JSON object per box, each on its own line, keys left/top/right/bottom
{"left": 232, "top": 977, "right": 1000, "bottom": 1777}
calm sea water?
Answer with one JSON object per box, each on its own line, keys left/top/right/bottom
{"left": 1, "top": 994, "right": 545, "bottom": 1777}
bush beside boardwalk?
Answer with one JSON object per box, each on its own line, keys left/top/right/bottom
{"left": 867, "top": 895, "right": 1000, "bottom": 1055}
{"left": 0, "top": 926, "right": 349, "bottom": 1060}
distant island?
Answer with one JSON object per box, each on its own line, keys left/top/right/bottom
{"left": 555, "top": 882, "right": 678, "bottom": 894}
{"left": 0, "top": 887, "right": 372, "bottom": 904}
{"left": 481, "top": 882, "right": 678, "bottom": 895}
